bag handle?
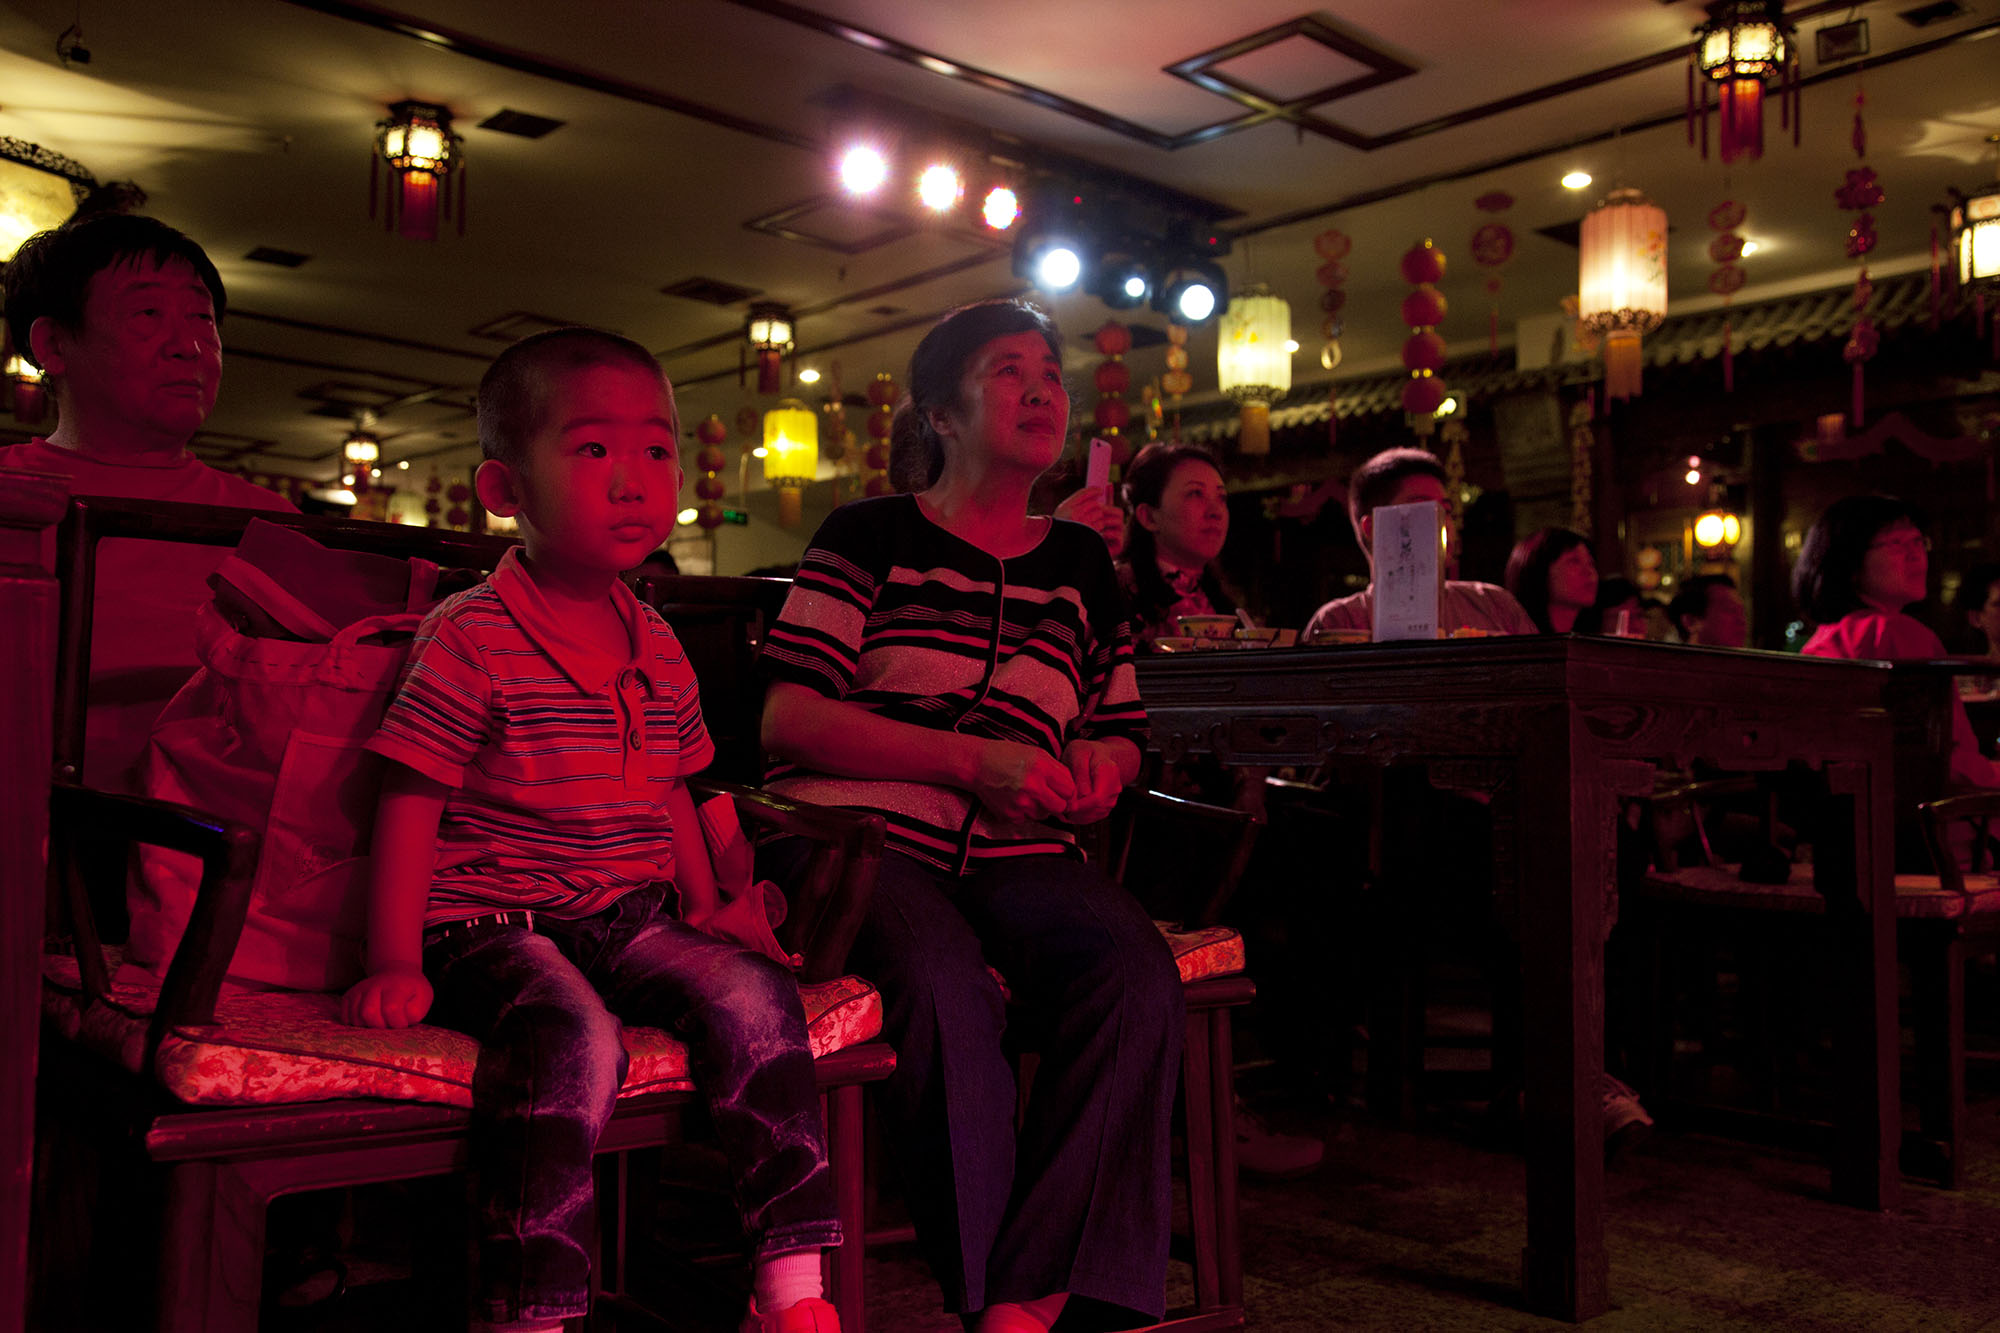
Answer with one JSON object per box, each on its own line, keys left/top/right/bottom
{"left": 214, "top": 554, "right": 341, "bottom": 642}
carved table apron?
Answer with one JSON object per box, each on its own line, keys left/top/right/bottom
{"left": 1136, "top": 636, "right": 1898, "bottom": 1323}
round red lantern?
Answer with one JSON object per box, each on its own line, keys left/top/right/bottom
{"left": 695, "top": 414, "right": 727, "bottom": 446}
{"left": 865, "top": 410, "right": 892, "bottom": 440}
{"left": 1399, "top": 240, "right": 1446, "bottom": 285}
{"left": 1094, "top": 360, "right": 1131, "bottom": 395}
{"left": 1402, "top": 376, "right": 1449, "bottom": 417}
{"left": 696, "top": 503, "right": 725, "bottom": 530}
{"left": 696, "top": 445, "right": 726, "bottom": 473}
{"left": 1093, "top": 397, "right": 1132, "bottom": 432}
{"left": 695, "top": 475, "right": 725, "bottom": 500}
{"left": 1401, "top": 330, "right": 1448, "bottom": 372}
{"left": 1092, "top": 321, "right": 1132, "bottom": 356}
{"left": 863, "top": 442, "right": 890, "bottom": 471}
{"left": 866, "top": 373, "right": 898, "bottom": 409}
{"left": 864, "top": 474, "right": 894, "bottom": 497}
{"left": 1401, "top": 285, "right": 1448, "bottom": 328}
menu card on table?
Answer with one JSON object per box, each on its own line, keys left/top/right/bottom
{"left": 1371, "top": 499, "right": 1442, "bottom": 642}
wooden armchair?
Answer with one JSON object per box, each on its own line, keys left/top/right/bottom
{"left": 36, "top": 495, "right": 893, "bottom": 1332}
{"left": 1630, "top": 764, "right": 1999, "bottom": 1187}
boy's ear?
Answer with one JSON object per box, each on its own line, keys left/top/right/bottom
{"left": 27, "top": 316, "right": 67, "bottom": 378}
{"left": 474, "top": 459, "right": 523, "bottom": 518}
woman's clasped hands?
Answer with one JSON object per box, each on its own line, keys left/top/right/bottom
{"left": 971, "top": 737, "right": 1122, "bottom": 825}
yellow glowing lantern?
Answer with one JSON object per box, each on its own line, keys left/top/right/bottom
{"left": 1216, "top": 285, "right": 1292, "bottom": 456}
{"left": 0, "top": 138, "right": 89, "bottom": 263}
{"left": 1578, "top": 188, "right": 1668, "bottom": 401}
{"left": 762, "top": 398, "right": 819, "bottom": 527}
{"left": 1948, "top": 152, "right": 2000, "bottom": 296}
{"left": 1694, "top": 508, "right": 1741, "bottom": 552}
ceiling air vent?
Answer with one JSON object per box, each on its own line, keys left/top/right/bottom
{"left": 245, "top": 246, "right": 310, "bottom": 267}
{"left": 467, "top": 313, "right": 582, "bottom": 342}
{"left": 477, "top": 109, "right": 565, "bottom": 139}
{"left": 659, "top": 276, "right": 761, "bottom": 306}
{"left": 1898, "top": 2, "right": 1964, "bottom": 27}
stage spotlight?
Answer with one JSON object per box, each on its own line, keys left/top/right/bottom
{"left": 981, "top": 185, "right": 1020, "bottom": 231}
{"left": 1156, "top": 262, "right": 1225, "bottom": 324}
{"left": 1036, "top": 244, "right": 1083, "bottom": 291}
{"left": 1097, "top": 256, "right": 1154, "bottom": 309}
{"left": 838, "top": 144, "right": 889, "bottom": 195}
{"left": 917, "top": 162, "right": 963, "bottom": 213}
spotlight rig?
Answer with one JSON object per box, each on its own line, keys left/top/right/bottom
{"left": 1008, "top": 193, "right": 1231, "bottom": 323}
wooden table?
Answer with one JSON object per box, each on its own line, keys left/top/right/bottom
{"left": 1136, "top": 635, "right": 1900, "bottom": 1322}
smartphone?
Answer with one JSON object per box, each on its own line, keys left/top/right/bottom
{"left": 1085, "top": 436, "right": 1113, "bottom": 492}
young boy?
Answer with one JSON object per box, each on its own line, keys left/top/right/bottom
{"left": 340, "top": 328, "right": 840, "bottom": 1333}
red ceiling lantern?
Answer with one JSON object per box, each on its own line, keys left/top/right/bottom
{"left": 372, "top": 101, "right": 465, "bottom": 241}
{"left": 1688, "top": 0, "right": 1799, "bottom": 166}
{"left": 1399, "top": 239, "right": 1448, "bottom": 436}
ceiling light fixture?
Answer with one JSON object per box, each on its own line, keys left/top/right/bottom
{"left": 0, "top": 137, "right": 91, "bottom": 262}
{"left": 1690, "top": 0, "right": 1799, "bottom": 164}
{"left": 916, "top": 162, "right": 963, "bottom": 213}
{"left": 763, "top": 398, "right": 820, "bottom": 528}
{"left": 1158, "top": 263, "right": 1225, "bottom": 325}
{"left": 1578, "top": 187, "right": 1669, "bottom": 401}
{"left": 1946, "top": 136, "right": 2000, "bottom": 307}
{"left": 837, "top": 144, "right": 889, "bottom": 195}
{"left": 372, "top": 101, "right": 464, "bottom": 240}
{"left": 744, "top": 302, "right": 795, "bottom": 395}
{"left": 1561, "top": 171, "right": 1592, "bottom": 191}
{"left": 1217, "top": 285, "right": 1292, "bottom": 456}
{"left": 980, "top": 185, "right": 1019, "bottom": 230}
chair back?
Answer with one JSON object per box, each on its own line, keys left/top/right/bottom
{"left": 635, "top": 573, "right": 791, "bottom": 784}
{"left": 1107, "top": 788, "right": 1262, "bottom": 929}
{"left": 1918, "top": 789, "right": 2000, "bottom": 902}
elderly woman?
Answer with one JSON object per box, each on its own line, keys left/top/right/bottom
{"left": 758, "top": 299, "right": 1183, "bottom": 1333}
{"left": 1795, "top": 495, "right": 1998, "bottom": 789}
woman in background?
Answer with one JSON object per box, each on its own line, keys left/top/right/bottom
{"left": 1795, "top": 495, "right": 1998, "bottom": 789}
{"left": 1505, "top": 527, "right": 1598, "bottom": 634}
{"left": 1115, "top": 441, "right": 1237, "bottom": 648}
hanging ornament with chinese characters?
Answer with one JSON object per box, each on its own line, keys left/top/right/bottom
{"left": 1470, "top": 192, "right": 1515, "bottom": 357}
{"left": 423, "top": 465, "right": 443, "bottom": 528}
{"left": 1399, "top": 239, "right": 1448, "bottom": 439}
{"left": 1313, "top": 228, "right": 1349, "bottom": 450}
{"left": 863, "top": 372, "right": 896, "bottom": 497}
{"left": 1707, "top": 199, "right": 1749, "bottom": 391}
{"left": 1834, "top": 75, "right": 1883, "bottom": 429}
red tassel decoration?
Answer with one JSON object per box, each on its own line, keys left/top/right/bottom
{"left": 1723, "top": 318, "right": 1734, "bottom": 393}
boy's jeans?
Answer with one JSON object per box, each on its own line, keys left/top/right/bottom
{"left": 423, "top": 890, "right": 840, "bottom": 1325}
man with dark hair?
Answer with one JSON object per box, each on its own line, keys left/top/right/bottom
{"left": 1, "top": 213, "right": 292, "bottom": 789}
{"left": 1304, "top": 446, "right": 1536, "bottom": 639}
{"left": 1667, "top": 574, "right": 1748, "bottom": 648}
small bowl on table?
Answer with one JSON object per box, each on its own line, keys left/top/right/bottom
{"left": 1175, "top": 614, "right": 1239, "bottom": 643}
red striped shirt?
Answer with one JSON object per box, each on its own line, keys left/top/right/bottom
{"left": 369, "top": 549, "right": 714, "bottom": 924}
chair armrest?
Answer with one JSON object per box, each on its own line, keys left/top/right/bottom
{"left": 1919, "top": 789, "right": 2000, "bottom": 888}
{"left": 48, "top": 783, "right": 259, "bottom": 1045}
{"left": 692, "top": 779, "right": 885, "bottom": 984}
{"left": 1112, "top": 788, "right": 1263, "bottom": 929}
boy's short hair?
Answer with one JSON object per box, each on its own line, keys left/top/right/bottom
{"left": 478, "top": 327, "right": 672, "bottom": 470}
{"left": 1347, "top": 447, "right": 1448, "bottom": 530}
{"left": 3, "top": 213, "right": 227, "bottom": 366}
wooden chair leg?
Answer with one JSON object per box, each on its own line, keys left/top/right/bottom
{"left": 1180, "top": 1008, "right": 1220, "bottom": 1309}
{"left": 159, "top": 1160, "right": 265, "bottom": 1333}
{"left": 824, "top": 1083, "right": 866, "bottom": 1333}
{"left": 1206, "top": 1003, "right": 1241, "bottom": 1313}
{"left": 1903, "top": 924, "right": 1965, "bottom": 1188}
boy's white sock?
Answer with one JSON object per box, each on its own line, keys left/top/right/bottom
{"left": 752, "top": 1247, "right": 824, "bottom": 1313}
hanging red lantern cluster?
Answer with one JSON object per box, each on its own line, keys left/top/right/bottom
{"left": 1313, "top": 228, "right": 1349, "bottom": 451}
{"left": 1707, "top": 200, "right": 1749, "bottom": 391}
{"left": 1687, "top": 0, "right": 1799, "bottom": 166}
{"left": 1160, "top": 324, "right": 1193, "bottom": 441}
{"left": 693, "top": 413, "right": 729, "bottom": 529}
{"left": 1399, "top": 238, "right": 1449, "bottom": 438}
{"left": 1092, "top": 322, "right": 1134, "bottom": 463}
{"left": 863, "top": 372, "right": 896, "bottom": 497}
{"left": 423, "top": 466, "right": 443, "bottom": 527}
{"left": 445, "top": 478, "right": 471, "bottom": 530}
{"left": 1469, "top": 193, "right": 1515, "bottom": 357}
{"left": 1834, "top": 77, "right": 1884, "bottom": 429}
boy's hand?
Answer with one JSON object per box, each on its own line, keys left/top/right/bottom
{"left": 1059, "top": 739, "right": 1123, "bottom": 825}
{"left": 341, "top": 965, "right": 433, "bottom": 1029}
{"left": 971, "top": 739, "right": 1077, "bottom": 823}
